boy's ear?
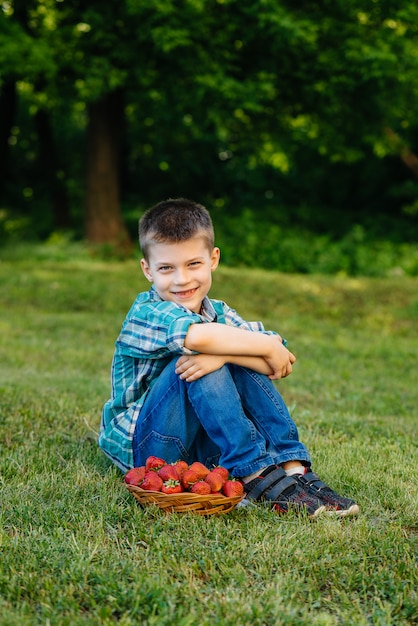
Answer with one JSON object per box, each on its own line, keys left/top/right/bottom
{"left": 140, "top": 258, "right": 153, "bottom": 282}
{"left": 211, "top": 247, "right": 221, "bottom": 271}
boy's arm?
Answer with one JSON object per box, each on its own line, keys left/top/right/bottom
{"left": 176, "top": 353, "right": 274, "bottom": 382}
{"left": 225, "top": 355, "right": 274, "bottom": 375}
{"left": 184, "top": 322, "right": 295, "bottom": 379}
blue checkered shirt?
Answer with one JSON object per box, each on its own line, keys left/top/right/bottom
{"left": 99, "top": 287, "right": 274, "bottom": 471}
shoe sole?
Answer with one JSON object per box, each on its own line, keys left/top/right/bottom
{"left": 248, "top": 502, "right": 360, "bottom": 518}
{"left": 319, "top": 503, "right": 360, "bottom": 517}
{"left": 311, "top": 505, "right": 328, "bottom": 518}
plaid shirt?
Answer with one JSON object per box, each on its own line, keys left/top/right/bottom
{"left": 99, "top": 287, "right": 275, "bottom": 471}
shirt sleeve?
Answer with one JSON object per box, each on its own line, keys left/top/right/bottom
{"left": 117, "top": 299, "right": 201, "bottom": 359}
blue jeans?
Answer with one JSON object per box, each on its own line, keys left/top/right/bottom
{"left": 132, "top": 359, "right": 310, "bottom": 477}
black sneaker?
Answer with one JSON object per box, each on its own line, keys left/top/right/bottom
{"left": 244, "top": 466, "right": 327, "bottom": 518}
{"left": 296, "top": 471, "right": 360, "bottom": 517}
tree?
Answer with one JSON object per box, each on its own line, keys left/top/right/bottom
{"left": 1, "top": 0, "right": 417, "bottom": 246}
{"left": 0, "top": 0, "right": 72, "bottom": 232}
{"left": 85, "top": 91, "right": 130, "bottom": 249}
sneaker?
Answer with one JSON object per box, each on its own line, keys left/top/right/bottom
{"left": 244, "top": 465, "right": 327, "bottom": 518}
{"left": 296, "top": 471, "right": 360, "bottom": 517}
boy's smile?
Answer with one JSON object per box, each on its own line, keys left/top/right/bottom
{"left": 140, "top": 237, "right": 220, "bottom": 313}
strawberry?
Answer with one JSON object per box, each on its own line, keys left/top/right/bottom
{"left": 205, "top": 471, "right": 224, "bottom": 493}
{"left": 161, "top": 479, "right": 183, "bottom": 495}
{"left": 181, "top": 468, "right": 200, "bottom": 489}
{"left": 158, "top": 464, "right": 180, "bottom": 482}
{"left": 124, "top": 466, "right": 146, "bottom": 486}
{"left": 211, "top": 466, "right": 229, "bottom": 485}
{"left": 188, "top": 461, "right": 210, "bottom": 480}
{"left": 172, "top": 460, "right": 189, "bottom": 479}
{"left": 222, "top": 478, "right": 244, "bottom": 498}
{"left": 140, "top": 471, "right": 163, "bottom": 492}
{"left": 191, "top": 481, "right": 211, "bottom": 495}
{"left": 145, "top": 455, "right": 166, "bottom": 472}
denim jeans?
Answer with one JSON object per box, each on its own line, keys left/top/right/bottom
{"left": 132, "top": 359, "right": 310, "bottom": 477}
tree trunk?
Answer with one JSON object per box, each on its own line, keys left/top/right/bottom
{"left": 0, "top": 80, "right": 17, "bottom": 201}
{"left": 35, "top": 108, "right": 71, "bottom": 229}
{"left": 85, "top": 90, "right": 131, "bottom": 252}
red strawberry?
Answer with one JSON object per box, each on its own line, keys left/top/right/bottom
{"left": 222, "top": 479, "right": 244, "bottom": 498}
{"left": 205, "top": 471, "right": 224, "bottom": 493}
{"left": 181, "top": 468, "right": 200, "bottom": 489}
{"left": 145, "top": 456, "right": 166, "bottom": 472}
{"left": 124, "top": 466, "right": 146, "bottom": 486}
{"left": 188, "top": 461, "right": 210, "bottom": 480}
{"left": 191, "top": 481, "right": 211, "bottom": 495}
{"left": 158, "top": 464, "right": 180, "bottom": 482}
{"left": 172, "top": 460, "right": 189, "bottom": 479}
{"left": 211, "top": 466, "right": 229, "bottom": 485}
{"left": 141, "top": 471, "right": 163, "bottom": 492}
{"left": 161, "top": 479, "right": 183, "bottom": 495}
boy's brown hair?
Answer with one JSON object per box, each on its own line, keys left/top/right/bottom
{"left": 139, "top": 198, "right": 215, "bottom": 261}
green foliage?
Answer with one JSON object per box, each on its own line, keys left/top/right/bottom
{"left": 0, "top": 2, "right": 56, "bottom": 79}
{"left": 0, "top": 249, "right": 417, "bottom": 624}
{"left": 213, "top": 210, "right": 418, "bottom": 277}
{"left": 1, "top": 0, "right": 418, "bottom": 247}
{"left": 1, "top": 211, "right": 417, "bottom": 276}
{"left": 0, "top": 208, "right": 32, "bottom": 242}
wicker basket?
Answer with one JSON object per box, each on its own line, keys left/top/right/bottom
{"left": 126, "top": 483, "right": 244, "bottom": 516}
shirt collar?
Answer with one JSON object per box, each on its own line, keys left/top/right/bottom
{"left": 200, "top": 296, "right": 217, "bottom": 321}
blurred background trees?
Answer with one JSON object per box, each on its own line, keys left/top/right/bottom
{"left": 1, "top": 0, "right": 417, "bottom": 272}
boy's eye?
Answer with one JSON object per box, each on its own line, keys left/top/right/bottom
{"left": 189, "top": 261, "right": 202, "bottom": 267}
{"left": 158, "top": 266, "right": 172, "bottom": 272}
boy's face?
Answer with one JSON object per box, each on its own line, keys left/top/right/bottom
{"left": 140, "top": 237, "right": 220, "bottom": 313}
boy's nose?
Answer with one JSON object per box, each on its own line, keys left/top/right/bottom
{"left": 174, "top": 269, "right": 189, "bottom": 284}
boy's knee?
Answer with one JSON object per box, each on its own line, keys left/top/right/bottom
{"left": 188, "top": 364, "right": 234, "bottom": 395}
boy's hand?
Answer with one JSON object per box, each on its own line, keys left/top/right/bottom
{"left": 185, "top": 323, "right": 296, "bottom": 380}
{"left": 175, "top": 354, "right": 226, "bottom": 382}
{"left": 266, "top": 336, "right": 296, "bottom": 380}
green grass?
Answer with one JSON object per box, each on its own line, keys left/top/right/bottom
{"left": 1, "top": 244, "right": 417, "bottom": 625}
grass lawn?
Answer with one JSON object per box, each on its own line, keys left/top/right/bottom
{"left": 0, "top": 243, "right": 417, "bottom": 625}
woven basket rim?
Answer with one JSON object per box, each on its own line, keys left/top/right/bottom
{"left": 126, "top": 483, "right": 244, "bottom": 515}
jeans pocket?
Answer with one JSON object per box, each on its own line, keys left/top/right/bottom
{"left": 134, "top": 430, "right": 189, "bottom": 466}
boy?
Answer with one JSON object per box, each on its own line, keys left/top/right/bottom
{"left": 99, "top": 198, "right": 359, "bottom": 517}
